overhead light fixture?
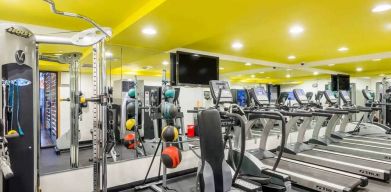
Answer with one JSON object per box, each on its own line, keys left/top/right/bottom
{"left": 356, "top": 67, "right": 363, "bottom": 72}
{"left": 289, "top": 25, "right": 305, "bottom": 35}
{"left": 259, "top": 71, "right": 265, "bottom": 74}
{"left": 193, "top": 54, "right": 200, "bottom": 57}
{"left": 162, "top": 60, "right": 169, "bottom": 65}
{"left": 219, "top": 67, "right": 225, "bottom": 70}
{"left": 380, "top": 74, "right": 386, "bottom": 77}
{"left": 328, "top": 63, "right": 335, "bottom": 66}
{"left": 286, "top": 68, "right": 292, "bottom": 71}
{"left": 266, "top": 77, "right": 271, "bottom": 79}
{"left": 386, "top": 23, "right": 391, "bottom": 30}
{"left": 288, "top": 55, "right": 296, "bottom": 60}
{"left": 142, "top": 66, "right": 153, "bottom": 70}
{"left": 232, "top": 41, "right": 243, "bottom": 50}
{"left": 251, "top": 74, "right": 256, "bottom": 78}
{"left": 338, "top": 47, "right": 349, "bottom": 52}
{"left": 105, "top": 51, "right": 113, "bottom": 58}
{"left": 313, "top": 71, "right": 319, "bottom": 75}
{"left": 372, "top": 4, "right": 391, "bottom": 13}
{"left": 372, "top": 58, "right": 382, "bottom": 61}
{"left": 142, "top": 27, "right": 157, "bottom": 36}
{"left": 245, "top": 62, "right": 252, "bottom": 66}
{"left": 286, "top": 74, "right": 291, "bottom": 78}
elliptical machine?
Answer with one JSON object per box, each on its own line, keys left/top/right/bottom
{"left": 208, "top": 81, "right": 290, "bottom": 192}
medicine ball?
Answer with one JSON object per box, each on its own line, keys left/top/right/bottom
{"left": 161, "top": 146, "right": 182, "bottom": 169}
{"left": 164, "top": 88, "right": 175, "bottom": 99}
{"left": 125, "top": 119, "right": 136, "bottom": 131}
{"left": 161, "top": 126, "right": 179, "bottom": 142}
{"left": 128, "top": 88, "right": 136, "bottom": 98}
{"left": 161, "top": 102, "right": 178, "bottom": 119}
{"left": 126, "top": 102, "right": 135, "bottom": 117}
{"left": 123, "top": 133, "right": 139, "bottom": 149}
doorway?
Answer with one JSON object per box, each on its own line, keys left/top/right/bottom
{"left": 40, "top": 72, "right": 58, "bottom": 148}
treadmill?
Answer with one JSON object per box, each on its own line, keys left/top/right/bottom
{"left": 362, "top": 89, "right": 391, "bottom": 134}
{"left": 251, "top": 88, "right": 391, "bottom": 181}
{"left": 208, "top": 81, "right": 291, "bottom": 191}
{"left": 336, "top": 90, "right": 391, "bottom": 144}
{"left": 240, "top": 87, "right": 368, "bottom": 192}
{"left": 296, "top": 89, "right": 391, "bottom": 163}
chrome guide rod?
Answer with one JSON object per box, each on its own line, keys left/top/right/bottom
{"left": 42, "top": 0, "right": 111, "bottom": 38}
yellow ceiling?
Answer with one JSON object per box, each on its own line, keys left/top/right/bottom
{"left": 1, "top": 0, "right": 391, "bottom": 84}
{"left": 316, "top": 58, "right": 391, "bottom": 76}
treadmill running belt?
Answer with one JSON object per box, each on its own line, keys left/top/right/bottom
{"left": 262, "top": 158, "right": 363, "bottom": 192}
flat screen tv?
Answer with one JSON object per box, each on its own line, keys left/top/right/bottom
{"left": 175, "top": 51, "right": 219, "bottom": 86}
{"left": 331, "top": 74, "right": 350, "bottom": 91}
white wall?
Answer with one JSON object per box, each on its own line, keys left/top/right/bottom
{"left": 59, "top": 72, "right": 94, "bottom": 141}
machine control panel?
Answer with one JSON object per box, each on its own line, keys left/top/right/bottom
{"left": 209, "top": 80, "right": 233, "bottom": 103}
{"left": 293, "top": 89, "right": 308, "bottom": 104}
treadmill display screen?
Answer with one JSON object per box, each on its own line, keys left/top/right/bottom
{"left": 295, "top": 89, "right": 307, "bottom": 102}
{"left": 363, "top": 90, "right": 373, "bottom": 100}
{"left": 254, "top": 87, "right": 268, "bottom": 101}
{"left": 325, "top": 90, "right": 337, "bottom": 101}
{"left": 340, "top": 90, "right": 351, "bottom": 102}
{"left": 210, "top": 80, "right": 233, "bottom": 102}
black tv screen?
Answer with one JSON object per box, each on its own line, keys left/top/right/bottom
{"left": 331, "top": 74, "right": 350, "bottom": 91}
{"left": 176, "top": 51, "right": 219, "bottom": 85}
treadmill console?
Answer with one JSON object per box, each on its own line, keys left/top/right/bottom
{"left": 249, "top": 87, "right": 269, "bottom": 106}
{"left": 254, "top": 87, "right": 269, "bottom": 102}
{"left": 324, "top": 90, "right": 337, "bottom": 104}
{"left": 209, "top": 80, "right": 233, "bottom": 103}
{"left": 293, "top": 89, "right": 308, "bottom": 105}
{"left": 362, "top": 89, "right": 374, "bottom": 101}
{"left": 339, "top": 90, "right": 351, "bottom": 104}
{"left": 277, "top": 92, "right": 289, "bottom": 106}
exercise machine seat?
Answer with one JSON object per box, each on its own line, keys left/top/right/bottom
{"left": 197, "top": 109, "right": 232, "bottom": 192}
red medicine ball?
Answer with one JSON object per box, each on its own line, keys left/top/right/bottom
{"left": 161, "top": 146, "right": 182, "bottom": 168}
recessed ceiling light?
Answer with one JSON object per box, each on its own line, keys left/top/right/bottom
{"left": 289, "top": 25, "right": 305, "bottom": 35}
{"left": 372, "top": 58, "right": 382, "bottom": 61}
{"left": 266, "top": 77, "right": 271, "bottom": 79}
{"left": 288, "top": 55, "right": 296, "bottom": 60}
{"left": 372, "top": 4, "right": 391, "bottom": 13}
{"left": 245, "top": 62, "right": 252, "bottom": 66}
{"left": 380, "top": 74, "right": 386, "bottom": 77}
{"left": 338, "top": 47, "right": 349, "bottom": 52}
{"left": 142, "top": 27, "right": 157, "bottom": 36}
{"left": 356, "top": 67, "right": 363, "bottom": 72}
{"left": 232, "top": 41, "right": 243, "bottom": 50}
{"left": 142, "top": 66, "right": 153, "bottom": 70}
{"left": 313, "top": 71, "right": 319, "bottom": 75}
{"left": 328, "top": 63, "right": 335, "bottom": 66}
{"left": 219, "top": 67, "right": 225, "bottom": 70}
{"left": 162, "top": 60, "right": 169, "bottom": 65}
{"left": 105, "top": 52, "right": 113, "bottom": 58}
{"left": 286, "top": 68, "right": 292, "bottom": 71}
{"left": 259, "top": 71, "right": 265, "bottom": 74}
{"left": 193, "top": 54, "right": 200, "bottom": 57}
{"left": 251, "top": 75, "right": 256, "bottom": 78}
{"left": 286, "top": 74, "right": 291, "bottom": 78}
